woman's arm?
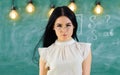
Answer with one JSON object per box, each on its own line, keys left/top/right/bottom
{"left": 39, "top": 58, "right": 48, "bottom": 75}
{"left": 82, "top": 50, "right": 92, "bottom": 75}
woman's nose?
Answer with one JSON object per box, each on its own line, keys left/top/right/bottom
{"left": 61, "top": 27, "right": 68, "bottom": 32}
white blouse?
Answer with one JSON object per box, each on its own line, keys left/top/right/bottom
{"left": 38, "top": 39, "right": 91, "bottom": 75}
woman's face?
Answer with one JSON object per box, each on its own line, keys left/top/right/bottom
{"left": 53, "top": 16, "right": 74, "bottom": 41}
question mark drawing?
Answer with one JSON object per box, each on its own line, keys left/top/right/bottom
{"left": 105, "top": 15, "right": 111, "bottom": 23}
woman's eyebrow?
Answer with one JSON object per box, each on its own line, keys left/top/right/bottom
{"left": 55, "top": 22, "right": 72, "bottom": 25}
{"left": 66, "top": 22, "right": 72, "bottom": 24}
{"left": 55, "top": 23, "right": 62, "bottom": 25}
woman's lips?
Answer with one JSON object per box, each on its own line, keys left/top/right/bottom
{"left": 62, "top": 34, "right": 67, "bottom": 36}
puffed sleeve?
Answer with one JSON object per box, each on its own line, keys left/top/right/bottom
{"left": 38, "top": 48, "right": 47, "bottom": 61}
{"left": 83, "top": 43, "right": 91, "bottom": 60}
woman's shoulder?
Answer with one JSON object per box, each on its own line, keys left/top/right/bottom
{"left": 76, "top": 42, "right": 91, "bottom": 60}
{"left": 38, "top": 43, "right": 55, "bottom": 54}
{"left": 38, "top": 47, "right": 47, "bottom": 56}
{"left": 75, "top": 41, "right": 91, "bottom": 49}
{"left": 38, "top": 47, "right": 52, "bottom": 61}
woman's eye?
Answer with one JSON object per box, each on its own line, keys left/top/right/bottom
{"left": 57, "top": 24, "right": 62, "bottom": 27}
{"left": 66, "top": 24, "right": 71, "bottom": 27}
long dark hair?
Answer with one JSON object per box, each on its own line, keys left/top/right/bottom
{"left": 43, "top": 6, "right": 79, "bottom": 47}
{"left": 33, "top": 6, "right": 79, "bottom": 64}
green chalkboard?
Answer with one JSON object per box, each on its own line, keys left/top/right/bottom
{"left": 0, "top": 0, "right": 120, "bottom": 75}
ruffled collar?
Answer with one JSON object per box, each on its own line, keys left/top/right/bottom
{"left": 55, "top": 38, "right": 75, "bottom": 45}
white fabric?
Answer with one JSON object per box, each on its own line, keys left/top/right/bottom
{"left": 38, "top": 39, "right": 91, "bottom": 75}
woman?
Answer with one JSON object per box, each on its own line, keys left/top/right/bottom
{"left": 38, "top": 6, "right": 92, "bottom": 75}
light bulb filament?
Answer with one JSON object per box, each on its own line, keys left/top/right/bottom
{"left": 9, "top": 9, "right": 19, "bottom": 20}
{"left": 68, "top": 2, "right": 77, "bottom": 12}
{"left": 93, "top": 2, "right": 103, "bottom": 15}
{"left": 26, "top": 3, "right": 35, "bottom": 13}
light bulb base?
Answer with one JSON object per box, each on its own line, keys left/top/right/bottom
{"left": 28, "top": 0, "right": 33, "bottom": 3}
{"left": 70, "top": 0, "right": 75, "bottom": 2}
{"left": 95, "top": 1, "right": 101, "bottom": 5}
{"left": 11, "top": 5, "right": 16, "bottom": 10}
